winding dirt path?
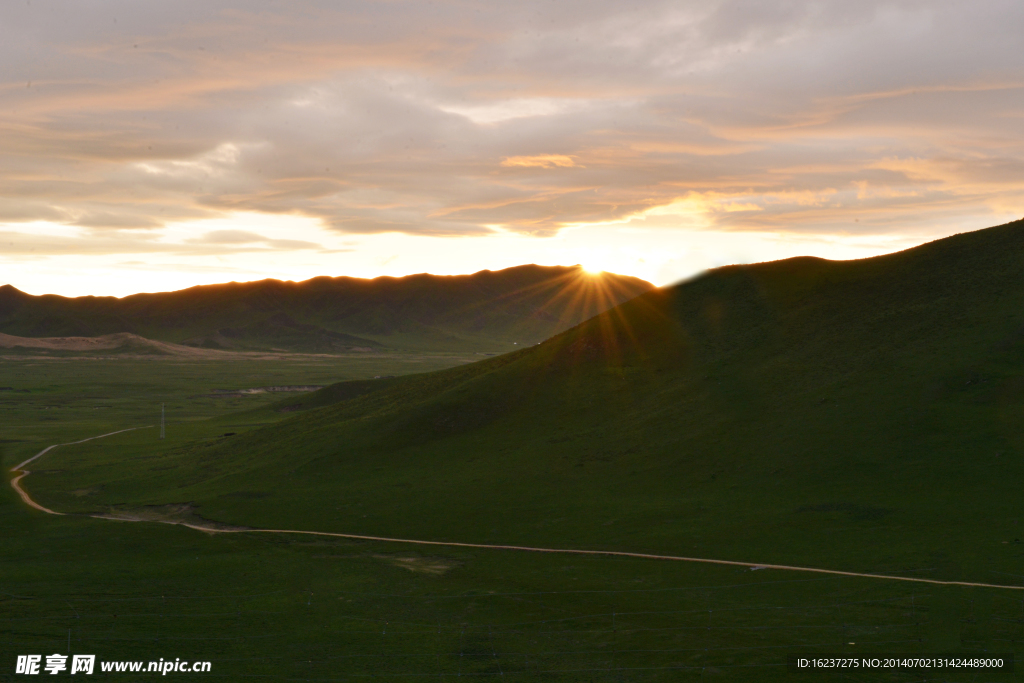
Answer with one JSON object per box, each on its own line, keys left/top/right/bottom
{"left": 9, "top": 427, "right": 150, "bottom": 515}
{"left": 10, "top": 428, "right": 1024, "bottom": 592}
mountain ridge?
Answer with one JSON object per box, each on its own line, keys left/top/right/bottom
{"left": 0, "top": 264, "right": 654, "bottom": 352}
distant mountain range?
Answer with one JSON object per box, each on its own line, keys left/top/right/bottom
{"left": 0, "top": 265, "right": 653, "bottom": 352}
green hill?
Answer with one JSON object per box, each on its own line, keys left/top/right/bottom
{"left": 31, "top": 218, "right": 1024, "bottom": 586}
{"left": 0, "top": 265, "right": 653, "bottom": 352}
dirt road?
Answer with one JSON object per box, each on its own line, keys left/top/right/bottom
{"left": 9, "top": 428, "right": 150, "bottom": 514}
{"left": 10, "top": 428, "right": 1024, "bottom": 592}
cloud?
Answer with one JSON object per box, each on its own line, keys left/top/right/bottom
{"left": 0, "top": 229, "right": 167, "bottom": 256}
{"left": 501, "top": 155, "right": 579, "bottom": 169}
{"left": 185, "top": 229, "right": 321, "bottom": 251}
{"left": 0, "top": 223, "right": 322, "bottom": 261}
{"left": 0, "top": 0, "right": 1020, "bottom": 247}
{"left": 265, "top": 238, "right": 321, "bottom": 250}
{"left": 191, "top": 229, "right": 266, "bottom": 244}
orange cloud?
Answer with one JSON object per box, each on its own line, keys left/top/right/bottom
{"left": 501, "top": 155, "right": 578, "bottom": 169}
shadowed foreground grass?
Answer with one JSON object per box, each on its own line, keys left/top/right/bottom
{"left": 2, "top": 489, "right": 1022, "bottom": 681}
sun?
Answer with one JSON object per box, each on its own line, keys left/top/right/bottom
{"left": 573, "top": 248, "right": 612, "bottom": 275}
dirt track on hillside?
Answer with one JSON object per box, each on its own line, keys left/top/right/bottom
{"left": 9, "top": 427, "right": 150, "bottom": 514}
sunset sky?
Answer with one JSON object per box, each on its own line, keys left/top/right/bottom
{"left": 3, "top": 0, "right": 1022, "bottom": 297}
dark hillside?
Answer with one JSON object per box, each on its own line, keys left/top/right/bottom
{"left": 34, "top": 218, "right": 1024, "bottom": 586}
{"left": 0, "top": 265, "right": 653, "bottom": 352}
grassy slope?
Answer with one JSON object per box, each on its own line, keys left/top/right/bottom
{"left": 9, "top": 355, "right": 983, "bottom": 681}
{"left": 33, "top": 218, "right": 1024, "bottom": 588}
{"left": 0, "top": 265, "right": 653, "bottom": 352}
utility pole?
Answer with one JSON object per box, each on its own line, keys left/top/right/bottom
{"left": 160, "top": 403, "right": 165, "bottom": 439}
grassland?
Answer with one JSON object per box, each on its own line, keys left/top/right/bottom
{"left": 7, "top": 222, "right": 1024, "bottom": 679}
{"left": 0, "top": 351, "right": 477, "bottom": 462}
{"left": 12, "top": 493, "right": 1009, "bottom": 681}
{"left": 3, "top": 418, "right": 1020, "bottom": 681}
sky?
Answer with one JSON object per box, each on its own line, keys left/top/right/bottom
{"left": 2, "top": 0, "right": 1022, "bottom": 297}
